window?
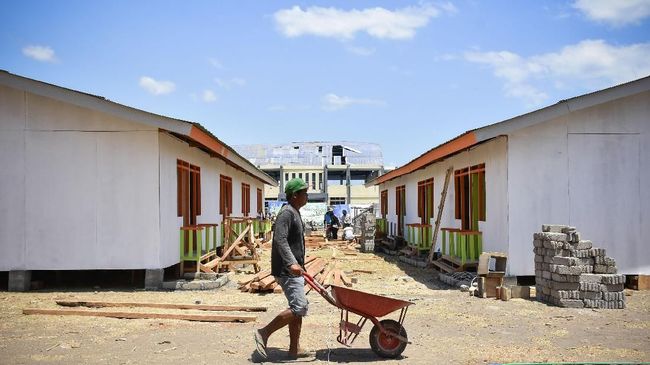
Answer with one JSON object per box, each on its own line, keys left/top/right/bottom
{"left": 292, "top": 173, "right": 296, "bottom": 179}
{"left": 305, "top": 173, "right": 309, "bottom": 188}
{"left": 417, "top": 178, "right": 434, "bottom": 224}
{"left": 220, "top": 175, "right": 232, "bottom": 217}
{"left": 330, "top": 197, "right": 346, "bottom": 205}
{"left": 380, "top": 190, "right": 388, "bottom": 218}
{"left": 311, "top": 173, "right": 316, "bottom": 189}
{"left": 395, "top": 185, "right": 405, "bottom": 236}
{"left": 319, "top": 173, "right": 323, "bottom": 189}
{"left": 177, "top": 159, "right": 201, "bottom": 225}
{"left": 285, "top": 173, "right": 289, "bottom": 182}
{"left": 241, "top": 182, "right": 250, "bottom": 216}
{"left": 454, "top": 164, "right": 485, "bottom": 230}
{"left": 257, "top": 188, "right": 263, "bottom": 214}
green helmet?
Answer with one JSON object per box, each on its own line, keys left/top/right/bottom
{"left": 284, "top": 178, "right": 308, "bottom": 196}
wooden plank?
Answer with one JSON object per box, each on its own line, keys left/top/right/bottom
{"left": 55, "top": 300, "right": 267, "bottom": 312}
{"left": 258, "top": 275, "right": 277, "bottom": 289}
{"left": 23, "top": 308, "right": 256, "bottom": 322}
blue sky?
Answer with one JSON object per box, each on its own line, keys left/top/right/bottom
{"left": 2, "top": 1, "right": 649, "bottom": 166}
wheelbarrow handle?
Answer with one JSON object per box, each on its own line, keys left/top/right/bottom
{"left": 302, "top": 272, "right": 337, "bottom": 306}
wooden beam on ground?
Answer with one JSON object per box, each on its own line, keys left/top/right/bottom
{"left": 23, "top": 308, "right": 256, "bottom": 322}
{"left": 55, "top": 300, "right": 267, "bottom": 312}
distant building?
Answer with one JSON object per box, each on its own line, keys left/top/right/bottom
{"left": 235, "top": 142, "right": 388, "bottom": 206}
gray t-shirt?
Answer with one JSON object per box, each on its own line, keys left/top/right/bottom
{"left": 271, "top": 205, "right": 305, "bottom": 277}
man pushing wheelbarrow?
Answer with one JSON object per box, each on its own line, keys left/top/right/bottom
{"left": 255, "top": 177, "right": 413, "bottom": 360}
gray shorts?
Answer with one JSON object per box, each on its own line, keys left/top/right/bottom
{"left": 276, "top": 276, "right": 309, "bottom": 317}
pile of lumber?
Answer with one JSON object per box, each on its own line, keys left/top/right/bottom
{"left": 238, "top": 256, "right": 353, "bottom": 294}
{"left": 23, "top": 300, "right": 264, "bottom": 323}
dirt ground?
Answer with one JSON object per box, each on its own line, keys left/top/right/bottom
{"left": 1, "top": 246, "right": 649, "bottom": 365}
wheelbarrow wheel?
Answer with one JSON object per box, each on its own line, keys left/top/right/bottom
{"left": 369, "top": 319, "right": 408, "bottom": 358}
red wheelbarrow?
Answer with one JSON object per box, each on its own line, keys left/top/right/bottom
{"left": 303, "top": 272, "right": 414, "bottom": 358}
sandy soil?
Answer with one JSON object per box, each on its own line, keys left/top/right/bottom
{"left": 1, "top": 246, "right": 649, "bottom": 365}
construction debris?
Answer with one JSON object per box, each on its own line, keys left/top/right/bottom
{"left": 533, "top": 224, "right": 625, "bottom": 309}
{"left": 238, "top": 256, "right": 353, "bottom": 294}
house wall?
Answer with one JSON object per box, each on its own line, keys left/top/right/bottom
{"left": 508, "top": 91, "right": 650, "bottom": 275}
{"left": 378, "top": 137, "right": 508, "bottom": 255}
{"left": 0, "top": 86, "right": 161, "bottom": 270}
{"left": 158, "top": 133, "right": 265, "bottom": 268}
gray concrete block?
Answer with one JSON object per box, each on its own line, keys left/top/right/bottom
{"left": 594, "top": 265, "right": 616, "bottom": 274}
{"left": 542, "top": 271, "right": 552, "bottom": 279}
{"left": 534, "top": 232, "right": 567, "bottom": 242}
{"left": 542, "top": 224, "right": 569, "bottom": 233}
{"left": 589, "top": 248, "right": 606, "bottom": 257}
{"left": 574, "top": 240, "right": 593, "bottom": 250}
{"left": 550, "top": 289, "right": 580, "bottom": 299}
{"left": 580, "top": 291, "right": 602, "bottom": 300}
{"left": 600, "top": 274, "right": 625, "bottom": 285}
{"left": 560, "top": 226, "right": 576, "bottom": 234}
{"left": 602, "top": 292, "right": 625, "bottom": 301}
{"left": 550, "top": 281, "right": 580, "bottom": 290}
{"left": 557, "top": 299, "right": 584, "bottom": 308}
{"left": 580, "top": 274, "right": 604, "bottom": 283}
{"left": 533, "top": 239, "right": 543, "bottom": 248}
{"left": 543, "top": 240, "right": 565, "bottom": 249}
{"left": 594, "top": 256, "right": 615, "bottom": 266}
{"left": 570, "top": 249, "right": 591, "bottom": 258}
{"left": 601, "top": 283, "right": 624, "bottom": 292}
{"left": 8, "top": 270, "right": 32, "bottom": 292}
{"left": 551, "top": 273, "right": 581, "bottom": 282}
{"left": 535, "top": 255, "right": 544, "bottom": 263}
{"left": 580, "top": 282, "right": 601, "bottom": 292}
{"left": 552, "top": 256, "right": 577, "bottom": 266}
{"left": 583, "top": 299, "right": 606, "bottom": 308}
{"left": 551, "top": 264, "right": 591, "bottom": 275}
{"left": 144, "top": 269, "right": 164, "bottom": 290}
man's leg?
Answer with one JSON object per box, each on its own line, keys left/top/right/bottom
{"left": 288, "top": 314, "right": 302, "bottom": 356}
{"left": 258, "top": 308, "right": 294, "bottom": 343}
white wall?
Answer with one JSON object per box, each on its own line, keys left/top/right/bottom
{"left": 508, "top": 91, "right": 650, "bottom": 275}
{"left": 0, "top": 85, "right": 26, "bottom": 270}
{"left": 1, "top": 88, "right": 161, "bottom": 270}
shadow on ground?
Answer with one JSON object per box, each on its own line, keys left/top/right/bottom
{"left": 250, "top": 347, "right": 401, "bottom": 363}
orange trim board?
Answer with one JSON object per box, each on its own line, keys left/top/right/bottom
{"left": 189, "top": 125, "right": 230, "bottom": 158}
{"left": 375, "top": 132, "right": 477, "bottom": 185}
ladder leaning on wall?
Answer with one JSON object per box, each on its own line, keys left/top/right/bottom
{"left": 428, "top": 166, "right": 454, "bottom": 263}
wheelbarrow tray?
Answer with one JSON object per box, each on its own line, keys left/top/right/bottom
{"left": 330, "top": 285, "right": 413, "bottom": 318}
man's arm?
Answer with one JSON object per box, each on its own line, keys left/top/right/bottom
{"left": 274, "top": 210, "right": 299, "bottom": 270}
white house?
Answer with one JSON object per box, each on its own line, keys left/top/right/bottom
{"left": 370, "top": 76, "right": 650, "bottom": 277}
{"left": 0, "top": 71, "right": 276, "bottom": 290}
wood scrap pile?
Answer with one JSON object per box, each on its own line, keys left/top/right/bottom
{"left": 238, "top": 256, "right": 354, "bottom": 294}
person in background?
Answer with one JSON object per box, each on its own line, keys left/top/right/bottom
{"left": 323, "top": 207, "right": 334, "bottom": 239}
{"left": 330, "top": 213, "right": 340, "bottom": 240}
{"left": 254, "top": 178, "right": 311, "bottom": 360}
{"left": 341, "top": 210, "right": 352, "bottom": 228}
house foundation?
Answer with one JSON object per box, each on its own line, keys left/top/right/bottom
{"left": 144, "top": 269, "right": 164, "bottom": 290}
{"left": 8, "top": 270, "right": 32, "bottom": 292}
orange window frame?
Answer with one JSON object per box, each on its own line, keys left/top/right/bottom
{"left": 241, "top": 182, "right": 251, "bottom": 215}
{"left": 220, "top": 175, "right": 233, "bottom": 217}
{"left": 257, "top": 188, "right": 263, "bottom": 214}
{"left": 417, "top": 178, "right": 434, "bottom": 224}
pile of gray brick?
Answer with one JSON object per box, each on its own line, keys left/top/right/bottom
{"left": 533, "top": 224, "right": 625, "bottom": 309}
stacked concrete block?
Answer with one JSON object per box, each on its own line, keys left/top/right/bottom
{"left": 359, "top": 212, "right": 376, "bottom": 253}
{"left": 533, "top": 224, "right": 625, "bottom": 309}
